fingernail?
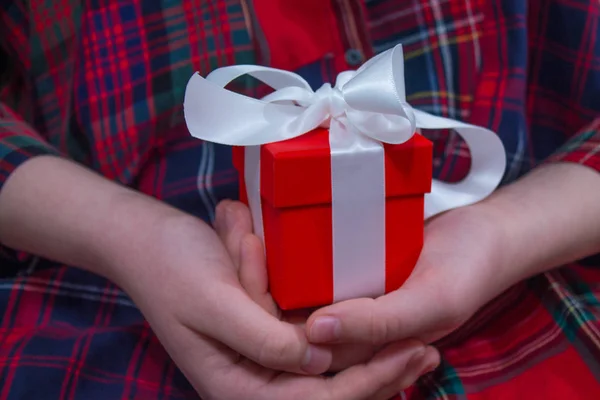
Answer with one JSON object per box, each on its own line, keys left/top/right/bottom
{"left": 301, "top": 345, "right": 330, "bottom": 374}
{"left": 224, "top": 203, "right": 236, "bottom": 229}
{"left": 419, "top": 347, "right": 440, "bottom": 375}
{"left": 309, "top": 317, "right": 341, "bottom": 343}
{"left": 213, "top": 202, "right": 226, "bottom": 228}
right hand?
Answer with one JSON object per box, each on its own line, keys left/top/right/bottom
{"left": 108, "top": 200, "right": 437, "bottom": 400}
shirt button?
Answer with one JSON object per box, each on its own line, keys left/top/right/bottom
{"left": 345, "top": 48, "right": 364, "bottom": 66}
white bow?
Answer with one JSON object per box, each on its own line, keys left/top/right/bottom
{"left": 183, "top": 44, "right": 506, "bottom": 220}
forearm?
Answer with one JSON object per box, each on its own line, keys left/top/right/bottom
{"left": 0, "top": 156, "right": 197, "bottom": 281}
{"left": 478, "top": 162, "right": 600, "bottom": 283}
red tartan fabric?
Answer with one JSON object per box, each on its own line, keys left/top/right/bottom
{"left": 0, "top": 1, "right": 599, "bottom": 399}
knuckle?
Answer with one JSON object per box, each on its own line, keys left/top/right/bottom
{"left": 256, "top": 331, "right": 299, "bottom": 368}
{"left": 369, "top": 304, "right": 393, "bottom": 346}
{"left": 370, "top": 317, "right": 389, "bottom": 346}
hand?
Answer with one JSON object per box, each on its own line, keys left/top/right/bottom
{"left": 108, "top": 200, "right": 438, "bottom": 400}
{"left": 215, "top": 200, "right": 440, "bottom": 374}
{"left": 305, "top": 204, "right": 510, "bottom": 348}
{"left": 305, "top": 163, "right": 600, "bottom": 351}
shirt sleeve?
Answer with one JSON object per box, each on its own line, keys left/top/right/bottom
{"left": 0, "top": 102, "right": 59, "bottom": 191}
{"left": 547, "top": 117, "right": 600, "bottom": 173}
{"left": 0, "top": 102, "right": 60, "bottom": 266}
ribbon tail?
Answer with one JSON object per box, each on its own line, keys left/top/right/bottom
{"left": 244, "top": 146, "right": 265, "bottom": 246}
{"left": 412, "top": 109, "right": 507, "bottom": 219}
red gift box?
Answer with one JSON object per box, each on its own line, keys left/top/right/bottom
{"left": 183, "top": 45, "right": 505, "bottom": 310}
{"left": 233, "top": 128, "right": 433, "bottom": 310}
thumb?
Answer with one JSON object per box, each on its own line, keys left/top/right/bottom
{"left": 306, "top": 278, "right": 453, "bottom": 346}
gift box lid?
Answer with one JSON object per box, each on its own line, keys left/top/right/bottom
{"left": 233, "top": 128, "right": 433, "bottom": 208}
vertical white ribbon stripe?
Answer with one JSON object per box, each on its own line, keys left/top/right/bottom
{"left": 330, "top": 121, "right": 386, "bottom": 302}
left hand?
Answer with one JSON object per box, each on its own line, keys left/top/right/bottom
{"left": 305, "top": 204, "right": 512, "bottom": 348}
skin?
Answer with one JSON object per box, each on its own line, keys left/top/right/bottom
{"left": 0, "top": 155, "right": 439, "bottom": 400}
{"left": 7, "top": 155, "right": 595, "bottom": 397}
{"left": 304, "top": 163, "right": 600, "bottom": 350}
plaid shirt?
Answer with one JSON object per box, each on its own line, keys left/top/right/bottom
{"left": 1, "top": 0, "right": 600, "bottom": 398}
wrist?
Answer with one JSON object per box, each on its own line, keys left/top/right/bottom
{"left": 474, "top": 163, "right": 600, "bottom": 288}
{"left": 0, "top": 155, "right": 216, "bottom": 289}
{"left": 468, "top": 198, "right": 524, "bottom": 288}
{"left": 88, "top": 189, "right": 203, "bottom": 286}
{"left": 0, "top": 156, "right": 147, "bottom": 272}
{"left": 437, "top": 201, "right": 516, "bottom": 304}
{"left": 471, "top": 164, "right": 584, "bottom": 286}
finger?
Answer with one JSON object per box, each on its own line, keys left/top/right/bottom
{"left": 418, "top": 346, "right": 441, "bottom": 376}
{"left": 369, "top": 346, "right": 441, "bottom": 400}
{"left": 193, "top": 275, "right": 333, "bottom": 374}
{"left": 184, "top": 328, "right": 434, "bottom": 400}
{"left": 195, "top": 341, "right": 430, "bottom": 400}
{"left": 319, "top": 341, "right": 433, "bottom": 400}
{"left": 146, "top": 316, "right": 245, "bottom": 397}
{"left": 168, "top": 323, "right": 437, "bottom": 400}
{"left": 216, "top": 202, "right": 278, "bottom": 316}
{"left": 306, "top": 277, "right": 451, "bottom": 346}
{"left": 239, "top": 339, "right": 427, "bottom": 400}
{"left": 281, "top": 309, "right": 312, "bottom": 326}
{"left": 201, "top": 206, "right": 332, "bottom": 375}
{"left": 214, "top": 200, "right": 253, "bottom": 268}
{"left": 282, "top": 311, "right": 375, "bottom": 372}
{"left": 212, "top": 199, "right": 229, "bottom": 233}
{"left": 239, "top": 233, "right": 279, "bottom": 316}
{"left": 166, "top": 325, "right": 280, "bottom": 399}
{"left": 329, "top": 344, "right": 375, "bottom": 372}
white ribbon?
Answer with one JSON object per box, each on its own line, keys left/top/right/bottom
{"left": 184, "top": 44, "right": 506, "bottom": 302}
